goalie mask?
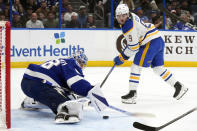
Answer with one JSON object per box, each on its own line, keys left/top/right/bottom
{"left": 72, "top": 51, "right": 88, "bottom": 69}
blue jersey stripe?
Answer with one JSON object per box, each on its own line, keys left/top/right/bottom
{"left": 131, "top": 73, "right": 140, "bottom": 76}
{"left": 129, "top": 80, "right": 139, "bottom": 83}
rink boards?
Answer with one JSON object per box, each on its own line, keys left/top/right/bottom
{"left": 10, "top": 29, "right": 197, "bottom": 67}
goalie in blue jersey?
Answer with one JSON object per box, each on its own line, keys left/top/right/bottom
{"left": 21, "top": 51, "right": 109, "bottom": 124}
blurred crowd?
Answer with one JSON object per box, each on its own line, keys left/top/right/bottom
{"left": 0, "top": 0, "right": 196, "bottom": 30}
{"left": 12, "top": 0, "right": 59, "bottom": 28}
{"left": 61, "top": 0, "right": 110, "bottom": 28}
{"left": 114, "top": 0, "right": 197, "bottom": 30}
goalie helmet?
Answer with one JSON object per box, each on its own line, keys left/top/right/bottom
{"left": 72, "top": 51, "right": 88, "bottom": 68}
{"left": 115, "top": 4, "right": 129, "bottom": 19}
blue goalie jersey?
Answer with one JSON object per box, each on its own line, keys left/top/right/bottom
{"left": 23, "top": 58, "right": 92, "bottom": 96}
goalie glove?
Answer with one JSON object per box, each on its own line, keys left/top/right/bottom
{"left": 87, "top": 84, "right": 109, "bottom": 113}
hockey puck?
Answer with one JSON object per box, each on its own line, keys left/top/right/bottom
{"left": 103, "top": 116, "right": 109, "bottom": 119}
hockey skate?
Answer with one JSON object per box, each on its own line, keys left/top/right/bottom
{"left": 121, "top": 90, "right": 137, "bottom": 104}
{"left": 55, "top": 113, "right": 80, "bottom": 124}
{"left": 21, "top": 97, "right": 47, "bottom": 110}
{"left": 55, "top": 104, "right": 80, "bottom": 124}
{"left": 173, "top": 81, "right": 188, "bottom": 100}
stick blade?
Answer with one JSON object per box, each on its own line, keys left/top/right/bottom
{"left": 133, "top": 122, "right": 157, "bottom": 131}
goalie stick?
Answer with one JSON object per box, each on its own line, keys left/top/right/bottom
{"left": 154, "top": 0, "right": 197, "bottom": 31}
{"left": 133, "top": 106, "right": 197, "bottom": 131}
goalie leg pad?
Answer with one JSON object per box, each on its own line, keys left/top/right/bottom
{"left": 87, "top": 84, "right": 109, "bottom": 113}
{"left": 57, "top": 100, "right": 83, "bottom": 120}
{"left": 21, "top": 78, "right": 71, "bottom": 114}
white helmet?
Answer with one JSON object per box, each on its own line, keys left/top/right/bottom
{"left": 115, "top": 4, "right": 129, "bottom": 19}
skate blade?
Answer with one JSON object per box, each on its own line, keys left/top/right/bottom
{"left": 121, "top": 99, "right": 136, "bottom": 104}
{"left": 55, "top": 117, "right": 80, "bottom": 124}
{"left": 176, "top": 88, "right": 188, "bottom": 100}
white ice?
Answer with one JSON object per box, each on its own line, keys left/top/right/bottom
{"left": 6, "top": 67, "right": 197, "bottom": 131}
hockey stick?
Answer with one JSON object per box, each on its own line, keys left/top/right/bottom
{"left": 79, "top": 98, "right": 155, "bottom": 118}
{"left": 100, "top": 64, "right": 115, "bottom": 87}
{"left": 154, "top": 0, "right": 197, "bottom": 31}
{"left": 133, "top": 107, "right": 197, "bottom": 131}
{"left": 109, "top": 105, "right": 155, "bottom": 118}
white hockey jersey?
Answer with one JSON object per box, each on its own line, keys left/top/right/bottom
{"left": 121, "top": 13, "right": 160, "bottom": 57}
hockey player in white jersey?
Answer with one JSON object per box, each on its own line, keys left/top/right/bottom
{"left": 113, "top": 4, "right": 188, "bottom": 104}
{"left": 21, "top": 51, "right": 109, "bottom": 123}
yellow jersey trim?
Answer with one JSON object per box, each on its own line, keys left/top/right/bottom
{"left": 139, "top": 41, "right": 151, "bottom": 66}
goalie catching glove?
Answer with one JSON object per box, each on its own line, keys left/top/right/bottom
{"left": 55, "top": 84, "right": 109, "bottom": 123}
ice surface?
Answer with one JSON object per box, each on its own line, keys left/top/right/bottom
{"left": 8, "top": 67, "right": 197, "bottom": 131}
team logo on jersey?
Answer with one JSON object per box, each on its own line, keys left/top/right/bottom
{"left": 116, "top": 34, "right": 128, "bottom": 53}
{"left": 54, "top": 32, "right": 65, "bottom": 44}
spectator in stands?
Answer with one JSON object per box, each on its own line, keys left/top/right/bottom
{"left": 38, "top": 12, "right": 46, "bottom": 23}
{"left": 64, "top": 4, "right": 76, "bottom": 23}
{"left": 171, "top": 0, "right": 179, "bottom": 10}
{"left": 135, "top": 7, "right": 149, "bottom": 21}
{"left": 0, "top": 0, "right": 5, "bottom": 12}
{"left": 12, "top": 0, "right": 24, "bottom": 16}
{"left": 61, "top": 13, "right": 66, "bottom": 28}
{"left": 140, "top": 0, "right": 152, "bottom": 16}
{"left": 152, "top": 15, "right": 163, "bottom": 29}
{"left": 47, "top": 0, "right": 59, "bottom": 7}
{"left": 78, "top": 5, "right": 88, "bottom": 28}
{"left": 12, "top": 12, "right": 23, "bottom": 28}
{"left": 87, "top": 14, "right": 96, "bottom": 28}
{"left": 141, "top": 16, "right": 149, "bottom": 23}
{"left": 190, "top": 0, "right": 197, "bottom": 24}
{"left": 26, "top": 13, "right": 44, "bottom": 28}
{"left": 180, "top": 0, "right": 190, "bottom": 13}
{"left": 95, "top": 1, "right": 104, "bottom": 18}
{"left": 0, "top": 11, "right": 5, "bottom": 21}
{"left": 119, "top": 0, "right": 135, "bottom": 11}
{"left": 61, "top": 0, "right": 69, "bottom": 13}
{"left": 44, "top": 12, "right": 58, "bottom": 28}
{"left": 25, "top": 0, "right": 37, "bottom": 12}
{"left": 169, "top": 9, "right": 178, "bottom": 27}
{"left": 50, "top": 5, "right": 58, "bottom": 17}
{"left": 173, "top": 13, "right": 194, "bottom": 30}
{"left": 67, "top": 12, "right": 80, "bottom": 28}
{"left": 36, "top": 1, "right": 49, "bottom": 18}
{"left": 21, "top": 6, "right": 33, "bottom": 26}
{"left": 175, "top": 6, "right": 181, "bottom": 16}
{"left": 149, "top": 10, "right": 158, "bottom": 23}
{"left": 104, "top": 0, "right": 111, "bottom": 27}
{"left": 4, "top": 3, "right": 10, "bottom": 20}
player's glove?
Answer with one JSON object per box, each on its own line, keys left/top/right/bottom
{"left": 113, "top": 54, "right": 126, "bottom": 66}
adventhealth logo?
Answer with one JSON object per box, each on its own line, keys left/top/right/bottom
{"left": 11, "top": 32, "right": 85, "bottom": 57}
{"left": 54, "top": 32, "right": 65, "bottom": 44}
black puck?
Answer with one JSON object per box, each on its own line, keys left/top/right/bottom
{"left": 103, "top": 116, "right": 109, "bottom": 119}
